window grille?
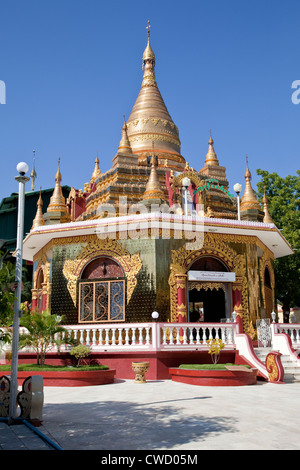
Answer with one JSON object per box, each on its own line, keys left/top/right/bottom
{"left": 79, "top": 279, "right": 125, "bottom": 323}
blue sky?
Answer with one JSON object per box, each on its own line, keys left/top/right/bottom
{"left": 0, "top": 0, "right": 299, "bottom": 202}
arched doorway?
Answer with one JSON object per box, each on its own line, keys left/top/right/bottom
{"left": 78, "top": 256, "right": 126, "bottom": 323}
{"left": 188, "top": 256, "right": 232, "bottom": 323}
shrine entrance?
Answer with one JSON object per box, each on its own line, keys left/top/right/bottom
{"left": 187, "top": 256, "right": 234, "bottom": 323}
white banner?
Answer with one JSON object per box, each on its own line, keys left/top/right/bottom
{"left": 188, "top": 271, "right": 236, "bottom": 282}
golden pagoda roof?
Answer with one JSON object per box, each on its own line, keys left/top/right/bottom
{"left": 240, "top": 158, "right": 261, "bottom": 211}
{"left": 126, "top": 26, "right": 183, "bottom": 163}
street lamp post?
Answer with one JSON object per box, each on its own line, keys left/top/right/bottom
{"left": 233, "top": 183, "right": 242, "bottom": 221}
{"left": 8, "top": 162, "right": 30, "bottom": 424}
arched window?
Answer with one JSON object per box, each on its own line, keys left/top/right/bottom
{"left": 78, "top": 257, "right": 125, "bottom": 323}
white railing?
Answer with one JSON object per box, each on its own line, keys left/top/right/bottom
{"left": 61, "top": 321, "right": 237, "bottom": 352}
{"left": 273, "top": 323, "right": 300, "bottom": 349}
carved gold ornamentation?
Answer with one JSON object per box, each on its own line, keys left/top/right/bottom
{"left": 266, "top": 352, "right": 284, "bottom": 383}
{"left": 32, "top": 250, "right": 51, "bottom": 310}
{"left": 188, "top": 281, "right": 226, "bottom": 292}
{"left": 62, "top": 236, "right": 142, "bottom": 307}
{"left": 169, "top": 232, "right": 250, "bottom": 329}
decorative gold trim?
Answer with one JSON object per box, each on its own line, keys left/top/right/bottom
{"left": 62, "top": 236, "right": 142, "bottom": 308}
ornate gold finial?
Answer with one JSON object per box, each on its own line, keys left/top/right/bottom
{"left": 262, "top": 188, "right": 273, "bottom": 223}
{"left": 31, "top": 188, "right": 45, "bottom": 230}
{"left": 143, "top": 20, "right": 155, "bottom": 66}
{"left": 30, "top": 150, "right": 37, "bottom": 191}
{"left": 146, "top": 20, "right": 151, "bottom": 38}
{"left": 240, "top": 156, "right": 261, "bottom": 210}
{"left": 90, "top": 152, "right": 101, "bottom": 183}
{"left": 204, "top": 131, "right": 219, "bottom": 166}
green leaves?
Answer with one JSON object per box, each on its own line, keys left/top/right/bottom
{"left": 257, "top": 169, "right": 300, "bottom": 312}
{"left": 19, "top": 310, "right": 77, "bottom": 365}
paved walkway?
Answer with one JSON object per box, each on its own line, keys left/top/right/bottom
{"left": 1, "top": 379, "right": 299, "bottom": 451}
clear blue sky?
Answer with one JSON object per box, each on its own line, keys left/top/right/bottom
{"left": 0, "top": 0, "right": 299, "bottom": 202}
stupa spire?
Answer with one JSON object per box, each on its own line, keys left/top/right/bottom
{"left": 262, "top": 188, "right": 274, "bottom": 223}
{"left": 204, "top": 131, "right": 219, "bottom": 166}
{"left": 142, "top": 145, "right": 166, "bottom": 203}
{"left": 46, "top": 159, "right": 68, "bottom": 214}
{"left": 90, "top": 153, "right": 101, "bottom": 183}
{"left": 125, "top": 22, "right": 183, "bottom": 167}
{"left": 240, "top": 156, "right": 261, "bottom": 211}
{"left": 31, "top": 188, "right": 45, "bottom": 230}
{"left": 118, "top": 117, "right": 132, "bottom": 154}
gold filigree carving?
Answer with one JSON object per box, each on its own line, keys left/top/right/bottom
{"left": 62, "top": 236, "right": 142, "bottom": 307}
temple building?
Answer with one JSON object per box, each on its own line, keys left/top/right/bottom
{"left": 22, "top": 29, "right": 293, "bottom": 337}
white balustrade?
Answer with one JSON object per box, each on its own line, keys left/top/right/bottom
{"left": 9, "top": 322, "right": 237, "bottom": 355}
{"left": 275, "top": 323, "right": 300, "bottom": 348}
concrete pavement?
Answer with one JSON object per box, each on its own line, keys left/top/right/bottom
{"left": 1, "top": 379, "right": 300, "bottom": 451}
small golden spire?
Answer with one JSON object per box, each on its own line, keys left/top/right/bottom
{"left": 142, "top": 152, "right": 166, "bottom": 202}
{"left": 90, "top": 153, "right": 101, "bottom": 183}
{"left": 118, "top": 118, "right": 132, "bottom": 154}
{"left": 240, "top": 157, "right": 261, "bottom": 211}
{"left": 204, "top": 131, "right": 219, "bottom": 166}
{"left": 47, "top": 159, "right": 68, "bottom": 213}
{"left": 31, "top": 188, "right": 45, "bottom": 229}
{"left": 262, "top": 189, "right": 273, "bottom": 223}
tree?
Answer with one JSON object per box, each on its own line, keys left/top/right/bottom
{"left": 256, "top": 169, "right": 300, "bottom": 320}
{"left": 19, "top": 310, "right": 78, "bottom": 365}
